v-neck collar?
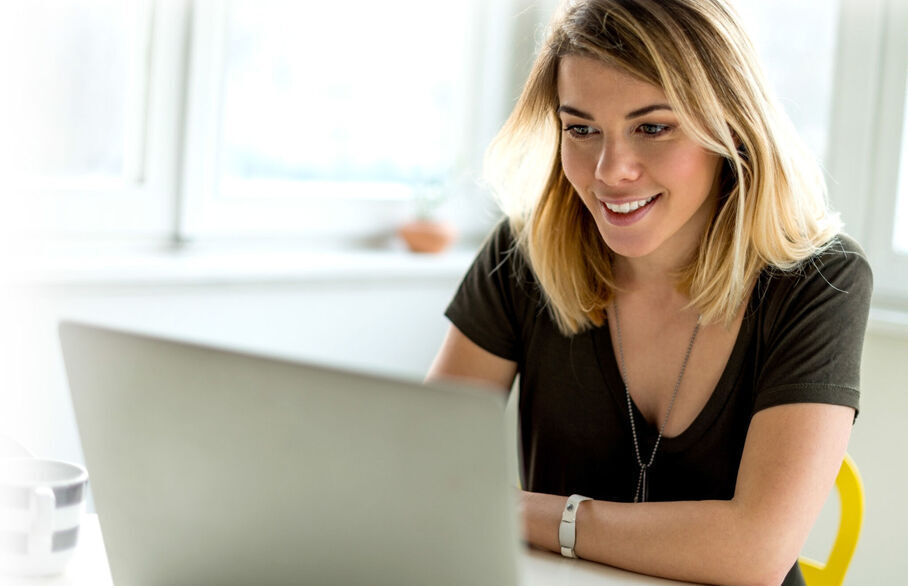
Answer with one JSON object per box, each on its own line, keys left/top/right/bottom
{"left": 591, "top": 289, "right": 758, "bottom": 453}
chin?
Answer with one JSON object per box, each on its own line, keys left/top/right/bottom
{"left": 595, "top": 224, "right": 658, "bottom": 259}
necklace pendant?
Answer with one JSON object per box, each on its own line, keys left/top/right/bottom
{"left": 634, "top": 467, "right": 649, "bottom": 503}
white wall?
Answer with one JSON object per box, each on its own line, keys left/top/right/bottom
{"left": 834, "top": 331, "right": 908, "bottom": 583}
{"left": 1, "top": 272, "right": 903, "bottom": 583}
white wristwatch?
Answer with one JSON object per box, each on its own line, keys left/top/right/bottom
{"left": 558, "top": 494, "right": 592, "bottom": 558}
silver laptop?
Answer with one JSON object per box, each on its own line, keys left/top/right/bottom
{"left": 59, "top": 321, "right": 520, "bottom": 586}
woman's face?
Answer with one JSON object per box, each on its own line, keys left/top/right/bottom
{"left": 557, "top": 55, "right": 723, "bottom": 266}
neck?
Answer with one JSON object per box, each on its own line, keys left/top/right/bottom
{"left": 610, "top": 240, "right": 702, "bottom": 319}
{"left": 613, "top": 242, "right": 695, "bottom": 293}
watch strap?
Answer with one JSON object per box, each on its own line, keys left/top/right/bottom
{"left": 558, "top": 494, "right": 592, "bottom": 558}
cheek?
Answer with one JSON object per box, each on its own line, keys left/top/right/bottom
{"left": 561, "top": 149, "right": 599, "bottom": 214}
{"left": 654, "top": 145, "right": 721, "bottom": 188}
{"left": 560, "top": 143, "right": 591, "bottom": 190}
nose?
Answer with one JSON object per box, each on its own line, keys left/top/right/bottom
{"left": 594, "top": 138, "right": 643, "bottom": 186}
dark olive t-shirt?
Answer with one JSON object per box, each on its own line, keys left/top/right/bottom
{"left": 445, "top": 221, "right": 872, "bottom": 586}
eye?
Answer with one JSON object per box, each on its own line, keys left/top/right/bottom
{"left": 563, "top": 124, "right": 598, "bottom": 139}
{"left": 637, "top": 123, "right": 672, "bottom": 137}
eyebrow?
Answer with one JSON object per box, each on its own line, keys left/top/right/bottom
{"left": 557, "top": 103, "right": 673, "bottom": 120}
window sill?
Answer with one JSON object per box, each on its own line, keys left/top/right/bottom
{"left": 12, "top": 241, "right": 479, "bottom": 288}
{"left": 13, "top": 242, "right": 907, "bottom": 339}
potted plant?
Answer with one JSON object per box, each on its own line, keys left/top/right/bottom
{"left": 397, "top": 180, "right": 458, "bottom": 253}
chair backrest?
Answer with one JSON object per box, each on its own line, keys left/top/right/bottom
{"left": 799, "top": 453, "right": 865, "bottom": 586}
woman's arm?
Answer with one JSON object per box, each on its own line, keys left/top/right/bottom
{"left": 522, "top": 401, "right": 853, "bottom": 586}
{"left": 426, "top": 325, "right": 518, "bottom": 392}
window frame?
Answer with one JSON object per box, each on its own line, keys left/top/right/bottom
{"left": 826, "top": 0, "right": 908, "bottom": 306}
{"left": 13, "top": 0, "right": 186, "bottom": 240}
{"left": 177, "top": 0, "right": 505, "bottom": 243}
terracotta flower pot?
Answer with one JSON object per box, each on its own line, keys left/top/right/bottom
{"left": 398, "top": 220, "right": 458, "bottom": 253}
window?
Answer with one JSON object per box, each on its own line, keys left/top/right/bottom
{"left": 870, "top": 0, "right": 908, "bottom": 301}
{"left": 737, "top": 0, "right": 908, "bottom": 303}
{"left": 733, "top": 0, "right": 840, "bottom": 163}
{"left": 220, "top": 1, "right": 469, "bottom": 190}
{"left": 0, "top": 1, "right": 132, "bottom": 182}
{"left": 2, "top": 0, "right": 906, "bottom": 304}
{"left": 2, "top": 0, "right": 519, "bottom": 243}
{"left": 0, "top": 0, "right": 174, "bottom": 237}
{"left": 180, "top": 0, "right": 499, "bottom": 240}
{"left": 824, "top": 0, "right": 908, "bottom": 303}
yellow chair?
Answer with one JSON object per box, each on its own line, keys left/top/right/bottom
{"left": 799, "top": 453, "right": 865, "bottom": 586}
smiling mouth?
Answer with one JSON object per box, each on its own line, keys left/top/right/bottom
{"left": 603, "top": 194, "right": 660, "bottom": 214}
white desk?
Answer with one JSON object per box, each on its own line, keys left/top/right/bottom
{"left": 7, "top": 515, "right": 690, "bottom": 585}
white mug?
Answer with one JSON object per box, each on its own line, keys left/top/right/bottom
{"left": 0, "top": 458, "right": 89, "bottom": 576}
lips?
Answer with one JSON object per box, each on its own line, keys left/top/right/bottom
{"left": 599, "top": 193, "right": 661, "bottom": 226}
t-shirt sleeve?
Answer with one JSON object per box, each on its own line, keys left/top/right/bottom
{"left": 444, "top": 220, "right": 534, "bottom": 361}
{"left": 753, "top": 235, "right": 873, "bottom": 417}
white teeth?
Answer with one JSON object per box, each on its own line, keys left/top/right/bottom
{"left": 604, "top": 195, "right": 657, "bottom": 214}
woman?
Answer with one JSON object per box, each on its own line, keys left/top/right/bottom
{"left": 427, "top": 1, "right": 872, "bottom": 584}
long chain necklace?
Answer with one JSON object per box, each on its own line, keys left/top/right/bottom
{"left": 613, "top": 299, "right": 701, "bottom": 503}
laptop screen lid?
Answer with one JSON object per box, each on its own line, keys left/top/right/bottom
{"left": 59, "top": 321, "right": 520, "bottom": 586}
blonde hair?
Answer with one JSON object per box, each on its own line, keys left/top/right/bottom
{"left": 485, "top": 0, "right": 841, "bottom": 335}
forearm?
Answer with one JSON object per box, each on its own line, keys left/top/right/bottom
{"left": 522, "top": 491, "right": 794, "bottom": 586}
{"left": 522, "top": 405, "right": 854, "bottom": 585}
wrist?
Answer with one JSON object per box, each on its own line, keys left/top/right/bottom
{"left": 521, "top": 491, "right": 564, "bottom": 552}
